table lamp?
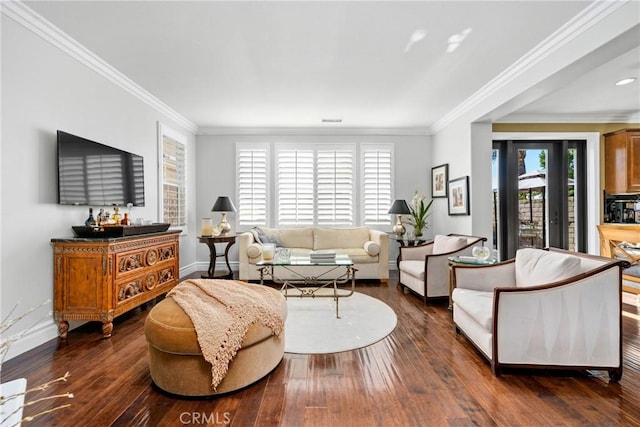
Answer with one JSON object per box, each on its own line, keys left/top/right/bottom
{"left": 211, "top": 196, "right": 236, "bottom": 235}
{"left": 388, "top": 199, "right": 410, "bottom": 237}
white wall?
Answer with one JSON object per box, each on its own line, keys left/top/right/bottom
{"left": 1, "top": 16, "right": 197, "bottom": 359}
{"left": 195, "top": 132, "right": 432, "bottom": 268}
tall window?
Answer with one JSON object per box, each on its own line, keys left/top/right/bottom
{"left": 277, "top": 148, "right": 315, "bottom": 225}
{"left": 237, "top": 145, "right": 269, "bottom": 226}
{"left": 158, "top": 123, "right": 186, "bottom": 229}
{"left": 361, "top": 144, "right": 393, "bottom": 225}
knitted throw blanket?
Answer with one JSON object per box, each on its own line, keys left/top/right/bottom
{"left": 167, "top": 279, "right": 284, "bottom": 390}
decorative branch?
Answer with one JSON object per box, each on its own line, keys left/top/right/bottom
{"left": 1, "top": 303, "right": 73, "bottom": 426}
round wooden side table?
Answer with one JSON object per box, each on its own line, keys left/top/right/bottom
{"left": 198, "top": 234, "right": 237, "bottom": 279}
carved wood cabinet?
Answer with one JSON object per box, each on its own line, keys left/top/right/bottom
{"left": 604, "top": 128, "right": 640, "bottom": 194}
{"left": 52, "top": 231, "right": 180, "bottom": 338}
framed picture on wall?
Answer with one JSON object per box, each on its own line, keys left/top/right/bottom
{"left": 431, "top": 164, "right": 448, "bottom": 198}
{"left": 448, "top": 176, "right": 470, "bottom": 215}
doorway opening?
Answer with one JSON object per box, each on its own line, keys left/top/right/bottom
{"left": 492, "top": 139, "right": 587, "bottom": 260}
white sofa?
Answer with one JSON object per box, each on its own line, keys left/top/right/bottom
{"left": 452, "top": 248, "right": 629, "bottom": 380}
{"left": 238, "top": 226, "right": 389, "bottom": 282}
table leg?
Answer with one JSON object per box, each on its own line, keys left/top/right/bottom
{"left": 202, "top": 242, "right": 218, "bottom": 278}
{"left": 448, "top": 265, "right": 455, "bottom": 310}
{"left": 222, "top": 240, "right": 235, "bottom": 278}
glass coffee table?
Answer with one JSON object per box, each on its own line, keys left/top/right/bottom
{"left": 256, "top": 254, "right": 356, "bottom": 318}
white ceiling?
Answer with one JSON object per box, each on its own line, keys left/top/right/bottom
{"left": 24, "top": 1, "right": 640, "bottom": 132}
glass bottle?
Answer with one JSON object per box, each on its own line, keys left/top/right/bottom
{"left": 121, "top": 212, "right": 130, "bottom": 225}
{"left": 112, "top": 206, "right": 121, "bottom": 224}
{"left": 85, "top": 207, "right": 96, "bottom": 226}
{"left": 97, "top": 208, "right": 105, "bottom": 225}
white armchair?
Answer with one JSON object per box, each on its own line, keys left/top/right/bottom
{"left": 452, "top": 248, "right": 629, "bottom": 380}
{"left": 398, "top": 234, "right": 487, "bottom": 303}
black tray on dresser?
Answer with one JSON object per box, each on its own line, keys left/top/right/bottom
{"left": 71, "top": 223, "right": 171, "bottom": 238}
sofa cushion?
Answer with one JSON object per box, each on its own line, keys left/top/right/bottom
{"left": 275, "top": 227, "right": 314, "bottom": 248}
{"left": 452, "top": 288, "right": 494, "bottom": 331}
{"left": 314, "top": 227, "right": 370, "bottom": 250}
{"left": 339, "top": 248, "right": 378, "bottom": 263}
{"left": 515, "top": 248, "right": 582, "bottom": 287}
{"left": 433, "top": 235, "right": 467, "bottom": 254}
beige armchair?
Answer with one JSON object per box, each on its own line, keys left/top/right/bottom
{"left": 452, "top": 248, "right": 628, "bottom": 379}
{"left": 398, "top": 234, "right": 487, "bottom": 303}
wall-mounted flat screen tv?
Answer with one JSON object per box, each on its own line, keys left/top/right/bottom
{"left": 57, "top": 130, "right": 145, "bottom": 206}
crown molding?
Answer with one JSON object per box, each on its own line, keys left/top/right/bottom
{"left": 197, "top": 126, "right": 431, "bottom": 136}
{"left": 431, "top": 0, "right": 629, "bottom": 134}
{"left": 496, "top": 112, "right": 640, "bottom": 124}
{"left": 1, "top": 1, "right": 199, "bottom": 134}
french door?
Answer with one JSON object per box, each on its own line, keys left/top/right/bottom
{"left": 492, "top": 140, "right": 587, "bottom": 260}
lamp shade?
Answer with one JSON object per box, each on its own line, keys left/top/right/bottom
{"left": 211, "top": 196, "right": 236, "bottom": 212}
{"left": 388, "top": 199, "right": 411, "bottom": 215}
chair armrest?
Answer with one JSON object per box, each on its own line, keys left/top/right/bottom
{"left": 453, "top": 260, "right": 516, "bottom": 292}
{"left": 369, "top": 229, "right": 389, "bottom": 280}
{"left": 399, "top": 242, "right": 434, "bottom": 261}
{"left": 493, "top": 267, "right": 621, "bottom": 366}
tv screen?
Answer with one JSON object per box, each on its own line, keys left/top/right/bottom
{"left": 57, "top": 130, "right": 145, "bottom": 206}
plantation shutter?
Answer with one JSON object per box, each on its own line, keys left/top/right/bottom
{"left": 317, "top": 149, "right": 354, "bottom": 225}
{"left": 362, "top": 146, "right": 393, "bottom": 225}
{"left": 162, "top": 135, "right": 186, "bottom": 227}
{"left": 277, "top": 149, "right": 315, "bottom": 225}
{"left": 237, "top": 148, "right": 268, "bottom": 225}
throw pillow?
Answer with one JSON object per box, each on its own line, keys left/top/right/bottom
{"left": 251, "top": 227, "right": 271, "bottom": 244}
{"left": 364, "top": 241, "right": 380, "bottom": 256}
{"left": 433, "top": 235, "right": 467, "bottom": 254}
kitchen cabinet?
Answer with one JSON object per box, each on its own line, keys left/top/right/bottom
{"left": 604, "top": 128, "right": 640, "bottom": 194}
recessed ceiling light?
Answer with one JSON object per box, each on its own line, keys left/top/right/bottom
{"left": 322, "top": 119, "right": 342, "bottom": 123}
{"left": 616, "top": 77, "right": 637, "bottom": 86}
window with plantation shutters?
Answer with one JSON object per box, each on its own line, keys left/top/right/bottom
{"left": 317, "top": 149, "right": 354, "bottom": 225}
{"left": 361, "top": 145, "right": 393, "bottom": 225}
{"left": 158, "top": 124, "right": 187, "bottom": 229}
{"left": 276, "top": 148, "right": 315, "bottom": 225}
{"left": 237, "top": 146, "right": 269, "bottom": 225}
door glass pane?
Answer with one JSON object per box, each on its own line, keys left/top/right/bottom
{"left": 568, "top": 147, "right": 577, "bottom": 251}
{"left": 517, "top": 148, "right": 547, "bottom": 249}
{"left": 491, "top": 149, "right": 500, "bottom": 253}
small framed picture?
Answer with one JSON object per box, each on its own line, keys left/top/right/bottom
{"left": 448, "top": 176, "right": 470, "bottom": 216}
{"left": 431, "top": 164, "right": 448, "bottom": 198}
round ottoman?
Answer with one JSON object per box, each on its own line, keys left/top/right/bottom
{"left": 144, "top": 293, "right": 287, "bottom": 396}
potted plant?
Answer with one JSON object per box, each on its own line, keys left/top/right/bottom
{"left": 407, "top": 190, "right": 433, "bottom": 238}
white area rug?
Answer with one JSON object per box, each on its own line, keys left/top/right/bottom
{"left": 284, "top": 291, "right": 397, "bottom": 354}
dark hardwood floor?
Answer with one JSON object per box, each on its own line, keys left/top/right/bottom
{"left": 4, "top": 272, "right": 640, "bottom": 426}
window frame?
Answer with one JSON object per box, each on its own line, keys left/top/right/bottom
{"left": 236, "top": 143, "right": 271, "bottom": 227}
{"left": 360, "top": 143, "right": 394, "bottom": 227}
{"left": 157, "top": 122, "right": 187, "bottom": 234}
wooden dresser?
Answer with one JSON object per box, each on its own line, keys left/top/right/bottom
{"left": 51, "top": 231, "right": 180, "bottom": 338}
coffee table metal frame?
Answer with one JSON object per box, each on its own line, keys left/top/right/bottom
{"left": 256, "top": 255, "right": 356, "bottom": 318}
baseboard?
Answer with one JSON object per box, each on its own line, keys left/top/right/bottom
{"left": 3, "top": 319, "right": 59, "bottom": 362}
